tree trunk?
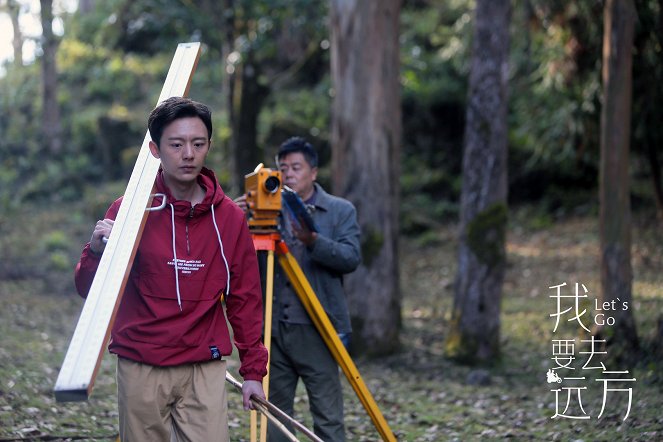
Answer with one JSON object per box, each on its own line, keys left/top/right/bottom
{"left": 330, "top": 0, "right": 402, "bottom": 356}
{"left": 218, "top": 0, "right": 240, "bottom": 193}
{"left": 232, "top": 53, "right": 270, "bottom": 190}
{"left": 40, "top": 0, "right": 62, "bottom": 155}
{"left": 7, "top": 0, "right": 23, "bottom": 66}
{"left": 597, "top": 0, "right": 639, "bottom": 363}
{"left": 445, "top": 0, "right": 510, "bottom": 364}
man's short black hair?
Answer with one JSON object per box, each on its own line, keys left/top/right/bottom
{"left": 148, "top": 97, "right": 213, "bottom": 148}
{"left": 277, "top": 136, "right": 318, "bottom": 168}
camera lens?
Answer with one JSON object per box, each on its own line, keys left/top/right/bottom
{"left": 264, "top": 176, "right": 281, "bottom": 193}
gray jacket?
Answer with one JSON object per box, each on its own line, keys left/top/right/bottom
{"left": 273, "top": 183, "right": 361, "bottom": 335}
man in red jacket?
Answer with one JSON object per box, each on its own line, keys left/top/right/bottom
{"left": 75, "top": 97, "right": 267, "bottom": 441}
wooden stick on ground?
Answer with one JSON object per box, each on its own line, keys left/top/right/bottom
{"left": 225, "top": 372, "right": 323, "bottom": 442}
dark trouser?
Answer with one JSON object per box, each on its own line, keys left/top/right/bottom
{"left": 267, "top": 322, "right": 345, "bottom": 442}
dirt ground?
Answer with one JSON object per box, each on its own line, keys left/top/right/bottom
{"left": 1, "top": 208, "right": 662, "bottom": 441}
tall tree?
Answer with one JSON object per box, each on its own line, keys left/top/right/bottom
{"left": 4, "top": 0, "right": 23, "bottom": 66}
{"left": 597, "top": 0, "right": 639, "bottom": 362}
{"left": 40, "top": 0, "right": 62, "bottom": 155}
{"left": 329, "top": 0, "right": 402, "bottom": 356}
{"left": 229, "top": 41, "right": 270, "bottom": 192}
{"left": 194, "top": 0, "right": 327, "bottom": 192}
{"left": 445, "top": 0, "right": 511, "bottom": 364}
{"left": 237, "top": 3, "right": 325, "bottom": 191}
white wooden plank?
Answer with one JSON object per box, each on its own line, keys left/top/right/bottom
{"left": 54, "top": 42, "right": 202, "bottom": 402}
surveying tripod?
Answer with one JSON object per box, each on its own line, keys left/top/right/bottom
{"left": 243, "top": 168, "right": 396, "bottom": 442}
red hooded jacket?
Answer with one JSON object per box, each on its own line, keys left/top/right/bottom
{"left": 74, "top": 168, "right": 268, "bottom": 381}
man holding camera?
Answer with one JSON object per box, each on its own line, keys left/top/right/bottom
{"left": 237, "top": 137, "right": 361, "bottom": 442}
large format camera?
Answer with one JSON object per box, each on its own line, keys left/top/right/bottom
{"left": 244, "top": 165, "right": 282, "bottom": 231}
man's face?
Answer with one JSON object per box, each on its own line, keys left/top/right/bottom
{"left": 279, "top": 152, "right": 317, "bottom": 200}
{"left": 149, "top": 117, "right": 210, "bottom": 187}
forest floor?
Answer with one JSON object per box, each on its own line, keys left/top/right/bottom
{"left": 1, "top": 203, "right": 663, "bottom": 441}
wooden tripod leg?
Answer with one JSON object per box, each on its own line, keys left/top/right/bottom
{"left": 252, "top": 249, "right": 275, "bottom": 441}
{"left": 250, "top": 411, "right": 258, "bottom": 442}
{"left": 261, "top": 249, "right": 275, "bottom": 441}
{"left": 275, "top": 242, "right": 396, "bottom": 442}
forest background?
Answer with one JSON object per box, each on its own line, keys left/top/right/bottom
{"left": 1, "top": 0, "right": 663, "bottom": 441}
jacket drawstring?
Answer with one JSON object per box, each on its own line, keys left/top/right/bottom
{"left": 211, "top": 204, "right": 231, "bottom": 297}
{"left": 169, "top": 203, "right": 183, "bottom": 311}
{"left": 168, "top": 202, "right": 231, "bottom": 311}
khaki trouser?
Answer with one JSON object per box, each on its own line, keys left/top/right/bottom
{"left": 117, "top": 357, "right": 228, "bottom": 442}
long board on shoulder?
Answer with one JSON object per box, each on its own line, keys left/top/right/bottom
{"left": 54, "top": 42, "right": 202, "bottom": 402}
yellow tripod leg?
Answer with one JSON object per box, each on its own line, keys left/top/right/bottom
{"left": 276, "top": 243, "right": 396, "bottom": 442}
{"left": 252, "top": 249, "right": 275, "bottom": 442}
{"left": 250, "top": 412, "right": 257, "bottom": 442}
{"left": 260, "top": 250, "right": 275, "bottom": 442}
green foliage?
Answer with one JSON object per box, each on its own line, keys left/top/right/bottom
{"left": 631, "top": 0, "right": 663, "bottom": 213}
{"left": 399, "top": 0, "right": 472, "bottom": 234}
{"left": 401, "top": 193, "right": 459, "bottom": 234}
{"left": 261, "top": 80, "right": 332, "bottom": 162}
{"left": 0, "top": 63, "right": 43, "bottom": 207}
{"left": 511, "top": 205, "right": 554, "bottom": 230}
{"left": 412, "top": 229, "right": 445, "bottom": 248}
{"left": 67, "top": 0, "right": 194, "bottom": 55}
{"left": 0, "top": 0, "right": 333, "bottom": 206}
{"left": 508, "top": 0, "right": 605, "bottom": 209}
{"left": 401, "top": 0, "right": 472, "bottom": 100}
{"left": 42, "top": 230, "right": 69, "bottom": 252}
{"left": 0, "top": 22, "right": 176, "bottom": 208}
{"left": 400, "top": 149, "right": 463, "bottom": 234}
{"left": 48, "top": 251, "right": 72, "bottom": 272}
{"left": 82, "top": 180, "right": 128, "bottom": 219}
{"left": 1, "top": 0, "right": 661, "bottom": 230}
